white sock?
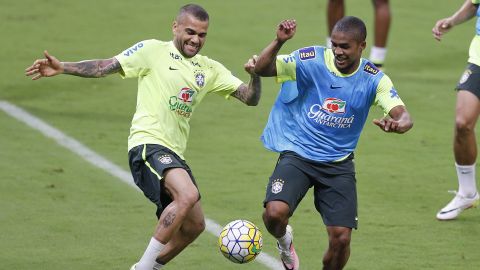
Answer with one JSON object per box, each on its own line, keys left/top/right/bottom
{"left": 135, "top": 237, "right": 165, "bottom": 270}
{"left": 326, "top": 37, "right": 332, "bottom": 49}
{"left": 369, "top": 46, "right": 387, "bottom": 65}
{"left": 456, "top": 163, "right": 478, "bottom": 198}
{"left": 277, "top": 228, "right": 292, "bottom": 250}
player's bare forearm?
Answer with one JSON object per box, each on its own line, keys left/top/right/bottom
{"left": 434, "top": 0, "right": 477, "bottom": 40}
{"left": 232, "top": 75, "right": 261, "bottom": 106}
{"left": 255, "top": 20, "right": 296, "bottom": 76}
{"left": 450, "top": 0, "right": 477, "bottom": 25}
{"left": 254, "top": 39, "right": 284, "bottom": 77}
{"left": 62, "top": 58, "right": 121, "bottom": 78}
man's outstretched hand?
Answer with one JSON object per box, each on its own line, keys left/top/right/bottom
{"left": 25, "top": 50, "right": 63, "bottom": 80}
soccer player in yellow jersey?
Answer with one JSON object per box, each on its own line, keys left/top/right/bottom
{"left": 25, "top": 4, "right": 261, "bottom": 269}
{"left": 433, "top": 0, "right": 480, "bottom": 220}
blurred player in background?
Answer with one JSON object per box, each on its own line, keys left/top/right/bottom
{"left": 326, "top": 0, "right": 391, "bottom": 68}
{"left": 255, "top": 17, "right": 412, "bottom": 270}
{"left": 25, "top": 4, "right": 261, "bottom": 269}
{"left": 433, "top": 0, "right": 480, "bottom": 220}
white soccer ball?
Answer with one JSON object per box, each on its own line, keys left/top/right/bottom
{"left": 218, "top": 219, "right": 263, "bottom": 264}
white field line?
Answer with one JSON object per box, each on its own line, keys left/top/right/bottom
{"left": 0, "top": 100, "right": 282, "bottom": 269}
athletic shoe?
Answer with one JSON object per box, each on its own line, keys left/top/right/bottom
{"left": 436, "top": 190, "right": 480, "bottom": 220}
{"left": 277, "top": 225, "right": 300, "bottom": 270}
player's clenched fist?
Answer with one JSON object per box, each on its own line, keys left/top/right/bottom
{"left": 277, "top": 19, "right": 297, "bottom": 43}
{"left": 244, "top": 55, "right": 258, "bottom": 75}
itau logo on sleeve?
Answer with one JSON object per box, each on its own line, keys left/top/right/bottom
{"left": 363, "top": 62, "right": 379, "bottom": 75}
{"left": 299, "top": 47, "right": 316, "bottom": 61}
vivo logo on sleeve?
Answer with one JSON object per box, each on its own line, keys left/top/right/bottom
{"left": 123, "top": 42, "right": 144, "bottom": 56}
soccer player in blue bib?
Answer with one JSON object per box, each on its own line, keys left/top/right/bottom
{"left": 25, "top": 4, "right": 261, "bottom": 269}
{"left": 433, "top": 0, "right": 480, "bottom": 220}
{"left": 254, "top": 17, "right": 413, "bottom": 270}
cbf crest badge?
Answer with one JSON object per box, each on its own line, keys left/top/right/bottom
{"left": 271, "top": 179, "right": 285, "bottom": 194}
{"left": 158, "top": 155, "right": 173, "bottom": 164}
{"left": 459, "top": 69, "right": 472, "bottom": 84}
{"left": 194, "top": 70, "right": 206, "bottom": 88}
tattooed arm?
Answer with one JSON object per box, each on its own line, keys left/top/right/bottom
{"left": 230, "top": 55, "right": 261, "bottom": 106}
{"left": 231, "top": 76, "right": 261, "bottom": 106}
{"left": 63, "top": 58, "right": 121, "bottom": 78}
{"left": 25, "top": 50, "right": 122, "bottom": 80}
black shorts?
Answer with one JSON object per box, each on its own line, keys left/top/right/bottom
{"left": 456, "top": 63, "right": 480, "bottom": 100}
{"left": 264, "top": 151, "right": 358, "bottom": 229}
{"left": 128, "top": 144, "right": 199, "bottom": 219}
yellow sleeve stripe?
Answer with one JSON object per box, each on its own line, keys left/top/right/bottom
{"left": 276, "top": 55, "right": 296, "bottom": 83}
{"left": 374, "top": 75, "right": 405, "bottom": 115}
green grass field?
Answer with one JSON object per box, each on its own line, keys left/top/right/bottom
{"left": 2, "top": 0, "right": 480, "bottom": 269}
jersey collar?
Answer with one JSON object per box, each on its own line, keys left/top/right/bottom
{"left": 324, "top": 48, "right": 363, "bottom": 78}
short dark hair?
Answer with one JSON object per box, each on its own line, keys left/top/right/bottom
{"left": 177, "top": 4, "right": 209, "bottom": 22}
{"left": 332, "top": 16, "right": 367, "bottom": 42}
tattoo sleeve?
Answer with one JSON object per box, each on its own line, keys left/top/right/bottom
{"left": 63, "top": 57, "right": 122, "bottom": 78}
{"left": 231, "top": 75, "right": 261, "bottom": 106}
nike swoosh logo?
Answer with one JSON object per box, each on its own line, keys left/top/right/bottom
{"left": 440, "top": 203, "right": 477, "bottom": 214}
{"left": 330, "top": 84, "right": 342, "bottom": 89}
{"left": 169, "top": 66, "right": 178, "bottom": 70}
{"left": 439, "top": 207, "right": 461, "bottom": 214}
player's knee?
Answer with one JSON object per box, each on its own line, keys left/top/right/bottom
{"left": 455, "top": 116, "right": 476, "bottom": 134}
{"left": 329, "top": 232, "right": 351, "bottom": 250}
{"left": 175, "top": 190, "right": 200, "bottom": 210}
{"left": 263, "top": 202, "right": 290, "bottom": 224}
